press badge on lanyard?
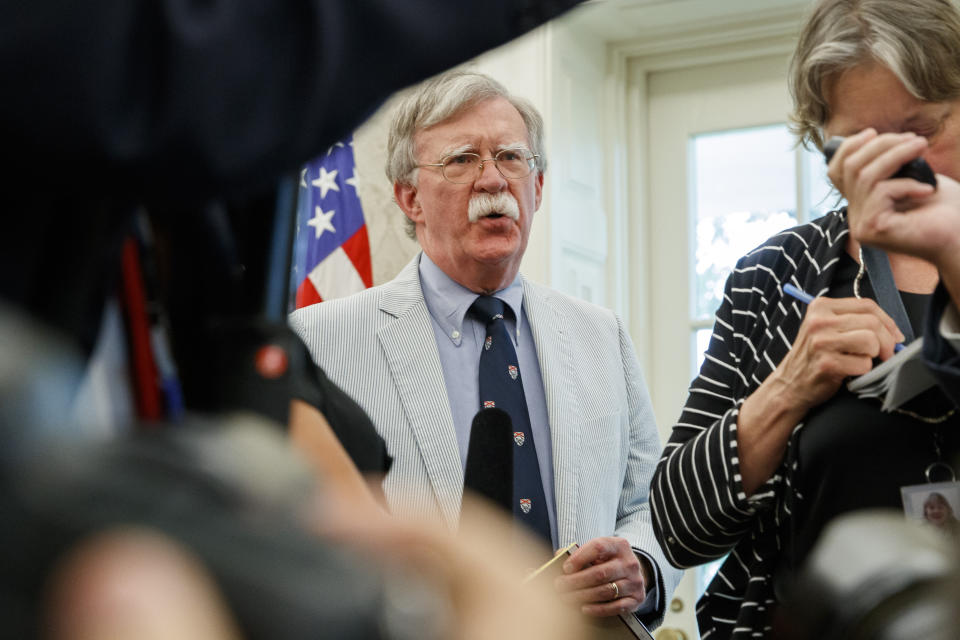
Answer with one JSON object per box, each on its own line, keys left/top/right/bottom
{"left": 856, "top": 246, "right": 960, "bottom": 533}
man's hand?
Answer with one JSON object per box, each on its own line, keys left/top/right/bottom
{"left": 553, "top": 536, "right": 649, "bottom": 617}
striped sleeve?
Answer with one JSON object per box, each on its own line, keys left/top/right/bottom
{"left": 650, "top": 260, "right": 781, "bottom": 569}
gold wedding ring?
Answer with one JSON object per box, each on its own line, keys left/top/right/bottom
{"left": 609, "top": 581, "right": 620, "bottom": 600}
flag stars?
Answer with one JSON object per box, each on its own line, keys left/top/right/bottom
{"left": 307, "top": 206, "right": 336, "bottom": 239}
{"left": 312, "top": 167, "right": 340, "bottom": 199}
{"left": 345, "top": 170, "right": 360, "bottom": 190}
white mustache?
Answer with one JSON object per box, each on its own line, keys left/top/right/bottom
{"left": 468, "top": 192, "right": 520, "bottom": 223}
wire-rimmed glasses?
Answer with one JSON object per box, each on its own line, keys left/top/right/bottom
{"left": 417, "top": 148, "right": 539, "bottom": 184}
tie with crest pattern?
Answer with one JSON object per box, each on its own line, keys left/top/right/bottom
{"left": 469, "top": 295, "right": 551, "bottom": 542}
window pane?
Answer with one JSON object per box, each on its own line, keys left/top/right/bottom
{"left": 692, "top": 328, "right": 712, "bottom": 378}
{"left": 698, "top": 558, "right": 724, "bottom": 597}
{"left": 691, "top": 126, "right": 799, "bottom": 319}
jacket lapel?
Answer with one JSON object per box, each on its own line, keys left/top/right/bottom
{"left": 522, "top": 279, "right": 581, "bottom": 546}
{"left": 378, "top": 257, "right": 464, "bottom": 527}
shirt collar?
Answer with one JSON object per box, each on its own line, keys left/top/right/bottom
{"left": 418, "top": 252, "right": 524, "bottom": 345}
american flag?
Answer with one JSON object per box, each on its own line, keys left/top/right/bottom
{"left": 289, "top": 137, "right": 373, "bottom": 310}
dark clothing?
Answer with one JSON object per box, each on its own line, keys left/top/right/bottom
{"left": 1, "top": 417, "right": 386, "bottom": 640}
{"left": 1, "top": 0, "right": 581, "bottom": 200}
{"left": 790, "top": 254, "right": 960, "bottom": 570}
{"left": 1, "top": 0, "right": 582, "bottom": 459}
{"left": 1, "top": 0, "right": 584, "bottom": 350}
{"left": 925, "top": 283, "right": 960, "bottom": 407}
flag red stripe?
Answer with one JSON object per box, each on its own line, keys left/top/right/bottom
{"left": 341, "top": 226, "right": 373, "bottom": 288}
{"left": 295, "top": 276, "right": 323, "bottom": 309}
{"left": 119, "top": 237, "right": 163, "bottom": 421}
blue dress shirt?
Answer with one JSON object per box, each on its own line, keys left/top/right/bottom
{"left": 418, "top": 253, "right": 558, "bottom": 549}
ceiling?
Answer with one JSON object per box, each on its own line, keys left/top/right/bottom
{"left": 562, "top": 0, "right": 813, "bottom": 45}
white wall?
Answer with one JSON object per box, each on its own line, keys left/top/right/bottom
{"left": 350, "top": 93, "right": 419, "bottom": 286}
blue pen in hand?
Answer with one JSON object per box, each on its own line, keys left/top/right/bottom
{"left": 782, "top": 283, "right": 905, "bottom": 353}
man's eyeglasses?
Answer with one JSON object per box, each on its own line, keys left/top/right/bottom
{"left": 417, "top": 148, "right": 539, "bottom": 184}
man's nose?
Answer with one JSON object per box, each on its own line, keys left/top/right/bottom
{"left": 475, "top": 158, "right": 507, "bottom": 192}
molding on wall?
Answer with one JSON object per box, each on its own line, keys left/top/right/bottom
{"left": 603, "top": 43, "right": 632, "bottom": 328}
{"left": 610, "top": 4, "right": 805, "bottom": 56}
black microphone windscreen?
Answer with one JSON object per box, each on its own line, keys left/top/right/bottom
{"left": 463, "top": 407, "right": 512, "bottom": 511}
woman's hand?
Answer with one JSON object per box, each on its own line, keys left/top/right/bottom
{"left": 772, "top": 296, "right": 903, "bottom": 410}
{"left": 737, "top": 295, "right": 903, "bottom": 495}
{"left": 825, "top": 128, "right": 931, "bottom": 206}
{"left": 827, "top": 130, "right": 960, "bottom": 269}
{"left": 826, "top": 129, "right": 960, "bottom": 305}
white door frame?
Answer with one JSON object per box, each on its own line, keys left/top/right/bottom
{"left": 605, "top": 10, "right": 802, "bottom": 637}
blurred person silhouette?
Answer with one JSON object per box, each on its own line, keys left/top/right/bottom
{"left": 0, "top": 1, "right": 590, "bottom": 638}
{"left": 649, "top": 0, "right": 960, "bottom": 638}
{"left": 774, "top": 510, "right": 960, "bottom": 640}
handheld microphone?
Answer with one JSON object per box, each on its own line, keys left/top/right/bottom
{"left": 823, "top": 136, "right": 937, "bottom": 187}
{"left": 463, "top": 408, "right": 512, "bottom": 512}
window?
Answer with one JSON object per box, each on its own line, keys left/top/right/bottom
{"left": 687, "top": 123, "right": 836, "bottom": 595}
{"left": 689, "top": 124, "right": 836, "bottom": 375}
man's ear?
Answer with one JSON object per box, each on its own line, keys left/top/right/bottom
{"left": 394, "top": 181, "right": 422, "bottom": 225}
{"left": 534, "top": 171, "right": 544, "bottom": 211}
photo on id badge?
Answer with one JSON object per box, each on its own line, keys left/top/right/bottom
{"left": 901, "top": 481, "right": 960, "bottom": 535}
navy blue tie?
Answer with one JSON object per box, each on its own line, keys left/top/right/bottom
{"left": 469, "top": 295, "right": 551, "bottom": 543}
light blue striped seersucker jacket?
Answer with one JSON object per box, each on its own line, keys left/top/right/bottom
{"left": 289, "top": 255, "right": 681, "bottom": 622}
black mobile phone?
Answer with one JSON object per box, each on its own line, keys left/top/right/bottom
{"left": 823, "top": 136, "right": 937, "bottom": 187}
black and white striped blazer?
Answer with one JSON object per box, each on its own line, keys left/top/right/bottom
{"left": 649, "top": 211, "right": 850, "bottom": 639}
{"left": 290, "top": 254, "right": 683, "bottom": 625}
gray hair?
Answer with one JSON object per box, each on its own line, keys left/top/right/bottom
{"left": 788, "top": 0, "right": 960, "bottom": 150}
{"left": 386, "top": 70, "right": 547, "bottom": 239}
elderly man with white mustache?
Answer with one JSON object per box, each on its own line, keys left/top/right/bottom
{"left": 290, "top": 70, "right": 679, "bottom": 628}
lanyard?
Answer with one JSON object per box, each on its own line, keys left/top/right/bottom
{"left": 860, "top": 245, "right": 916, "bottom": 344}
{"left": 857, "top": 243, "right": 957, "bottom": 425}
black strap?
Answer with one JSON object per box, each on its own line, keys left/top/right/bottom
{"left": 861, "top": 245, "right": 916, "bottom": 343}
